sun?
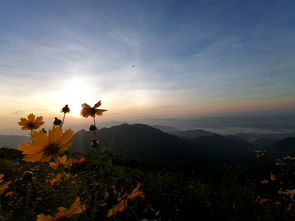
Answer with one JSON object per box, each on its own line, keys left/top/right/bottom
{"left": 58, "top": 78, "right": 94, "bottom": 117}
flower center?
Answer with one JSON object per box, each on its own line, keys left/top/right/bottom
{"left": 44, "top": 143, "right": 60, "bottom": 156}
{"left": 90, "top": 108, "right": 96, "bottom": 116}
{"left": 27, "top": 122, "right": 35, "bottom": 129}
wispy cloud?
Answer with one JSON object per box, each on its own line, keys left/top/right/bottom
{"left": 0, "top": 0, "right": 295, "bottom": 133}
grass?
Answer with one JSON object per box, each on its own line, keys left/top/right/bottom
{"left": 1, "top": 147, "right": 295, "bottom": 221}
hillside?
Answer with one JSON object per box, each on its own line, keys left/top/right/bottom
{"left": 1, "top": 124, "right": 294, "bottom": 168}
{"left": 71, "top": 124, "right": 200, "bottom": 164}
{"left": 0, "top": 135, "right": 30, "bottom": 148}
{"left": 153, "top": 125, "right": 216, "bottom": 138}
{"left": 71, "top": 124, "right": 257, "bottom": 168}
{"left": 267, "top": 137, "right": 295, "bottom": 159}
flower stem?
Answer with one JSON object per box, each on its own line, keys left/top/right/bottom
{"left": 92, "top": 117, "right": 96, "bottom": 137}
{"left": 61, "top": 113, "right": 66, "bottom": 128}
{"left": 30, "top": 130, "right": 34, "bottom": 143}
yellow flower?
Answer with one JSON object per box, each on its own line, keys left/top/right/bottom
{"left": 127, "top": 183, "right": 145, "bottom": 200}
{"left": 107, "top": 197, "right": 128, "bottom": 217}
{"left": 46, "top": 173, "right": 72, "bottom": 185}
{"left": 4, "top": 191, "right": 14, "bottom": 198}
{"left": 0, "top": 174, "right": 4, "bottom": 182}
{"left": 259, "top": 173, "right": 276, "bottom": 185}
{"left": 270, "top": 172, "right": 276, "bottom": 182}
{"left": 259, "top": 179, "right": 269, "bottom": 184}
{"left": 49, "top": 155, "right": 71, "bottom": 169}
{"left": 107, "top": 183, "right": 144, "bottom": 217}
{"left": 80, "top": 101, "right": 107, "bottom": 118}
{"left": 0, "top": 181, "right": 12, "bottom": 195}
{"left": 258, "top": 198, "right": 270, "bottom": 204}
{"left": 0, "top": 174, "right": 12, "bottom": 195}
{"left": 18, "top": 113, "right": 44, "bottom": 130}
{"left": 37, "top": 197, "right": 86, "bottom": 221}
{"left": 18, "top": 126, "right": 74, "bottom": 162}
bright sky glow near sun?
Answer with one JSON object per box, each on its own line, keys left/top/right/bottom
{"left": 1, "top": 0, "right": 295, "bottom": 134}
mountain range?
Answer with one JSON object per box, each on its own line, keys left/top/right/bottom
{"left": 0, "top": 135, "right": 30, "bottom": 148}
{"left": 71, "top": 124, "right": 258, "bottom": 168}
{"left": 1, "top": 124, "right": 295, "bottom": 168}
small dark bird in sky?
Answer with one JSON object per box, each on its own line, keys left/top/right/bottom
{"left": 132, "top": 65, "right": 135, "bottom": 67}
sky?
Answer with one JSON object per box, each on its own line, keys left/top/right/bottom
{"left": 0, "top": 0, "right": 295, "bottom": 134}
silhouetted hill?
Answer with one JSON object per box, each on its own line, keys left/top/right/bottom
{"left": 3, "top": 123, "right": 294, "bottom": 168}
{"left": 173, "top": 129, "right": 217, "bottom": 139}
{"left": 224, "top": 135, "right": 246, "bottom": 142}
{"left": 153, "top": 125, "right": 216, "bottom": 138}
{"left": 192, "top": 134, "right": 255, "bottom": 157}
{"left": 234, "top": 132, "right": 295, "bottom": 142}
{"left": 0, "top": 135, "right": 30, "bottom": 148}
{"left": 71, "top": 129, "right": 93, "bottom": 152}
{"left": 251, "top": 138, "right": 276, "bottom": 149}
{"left": 267, "top": 137, "right": 295, "bottom": 159}
{"left": 189, "top": 134, "right": 256, "bottom": 166}
{"left": 72, "top": 124, "right": 200, "bottom": 164}
{"left": 152, "top": 125, "right": 181, "bottom": 134}
{"left": 71, "top": 124, "right": 258, "bottom": 168}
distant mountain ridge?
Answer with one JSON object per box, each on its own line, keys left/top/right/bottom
{"left": 153, "top": 125, "right": 217, "bottom": 138}
{"left": 153, "top": 125, "right": 295, "bottom": 148}
{"left": 234, "top": 132, "right": 295, "bottom": 142}
{"left": 71, "top": 124, "right": 258, "bottom": 167}
{"left": 266, "top": 137, "right": 295, "bottom": 159}
{"left": 0, "top": 135, "right": 30, "bottom": 148}
{"left": 1, "top": 124, "right": 295, "bottom": 168}
{"left": 71, "top": 124, "right": 200, "bottom": 163}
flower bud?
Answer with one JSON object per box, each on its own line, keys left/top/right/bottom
{"left": 62, "top": 104, "right": 70, "bottom": 114}
{"left": 91, "top": 138, "right": 100, "bottom": 148}
{"left": 53, "top": 117, "right": 62, "bottom": 126}
{"left": 89, "top": 125, "right": 97, "bottom": 132}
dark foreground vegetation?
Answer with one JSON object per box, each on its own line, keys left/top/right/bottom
{"left": 1, "top": 147, "right": 295, "bottom": 221}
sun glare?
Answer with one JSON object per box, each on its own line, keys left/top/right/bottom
{"left": 59, "top": 79, "right": 94, "bottom": 117}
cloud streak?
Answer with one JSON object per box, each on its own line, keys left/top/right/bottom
{"left": 0, "top": 0, "right": 295, "bottom": 133}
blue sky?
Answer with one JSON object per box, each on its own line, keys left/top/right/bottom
{"left": 0, "top": 0, "right": 295, "bottom": 133}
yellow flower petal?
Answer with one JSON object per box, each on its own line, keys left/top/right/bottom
{"left": 93, "top": 101, "right": 101, "bottom": 108}
{"left": 37, "top": 197, "right": 86, "bottom": 220}
{"left": 4, "top": 191, "right": 14, "bottom": 198}
{"left": 0, "top": 180, "right": 12, "bottom": 195}
{"left": 32, "top": 131, "right": 48, "bottom": 146}
{"left": 37, "top": 214, "right": 55, "bottom": 221}
{"left": 107, "top": 199, "right": 128, "bottom": 217}
{"left": 128, "top": 183, "right": 145, "bottom": 199}
{"left": 18, "top": 126, "right": 74, "bottom": 162}
{"left": 55, "top": 197, "right": 86, "bottom": 219}
{"left": 47, "top": 173, "right": 72, "bottom": 185}
{"left": 28, "top": 113, "right": 35, "bottom": 121}
{"left": 19, "top": 143, "right": 43, "bottom": 154}
{"left": 18, "top": 114, "right": 44, "bottom": 130}
{"left": 56, "top": 129, "right": 74, "bottom": 146}
{"left": 95, "top": 109, "right": 107, "bottom": 116}
{"left": 49, "top": 126, "right": 62, "bottom": 143}
{"left": 80, "top": 101, "right": 107, "bottom": 118}
{"left": 50, "top": 155, "right": 71, "bottom": 169}
{"left": 107, "top": 184, "right": 144, "bottom": 217}
{"left": 259, "top": 179, "right": 269, "bottom": 184}
{"left": 258, "top": 198, "right": 269, "bottom": 204}
{"left": 270, "top": 172, "right": 276, "bottom": 182}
